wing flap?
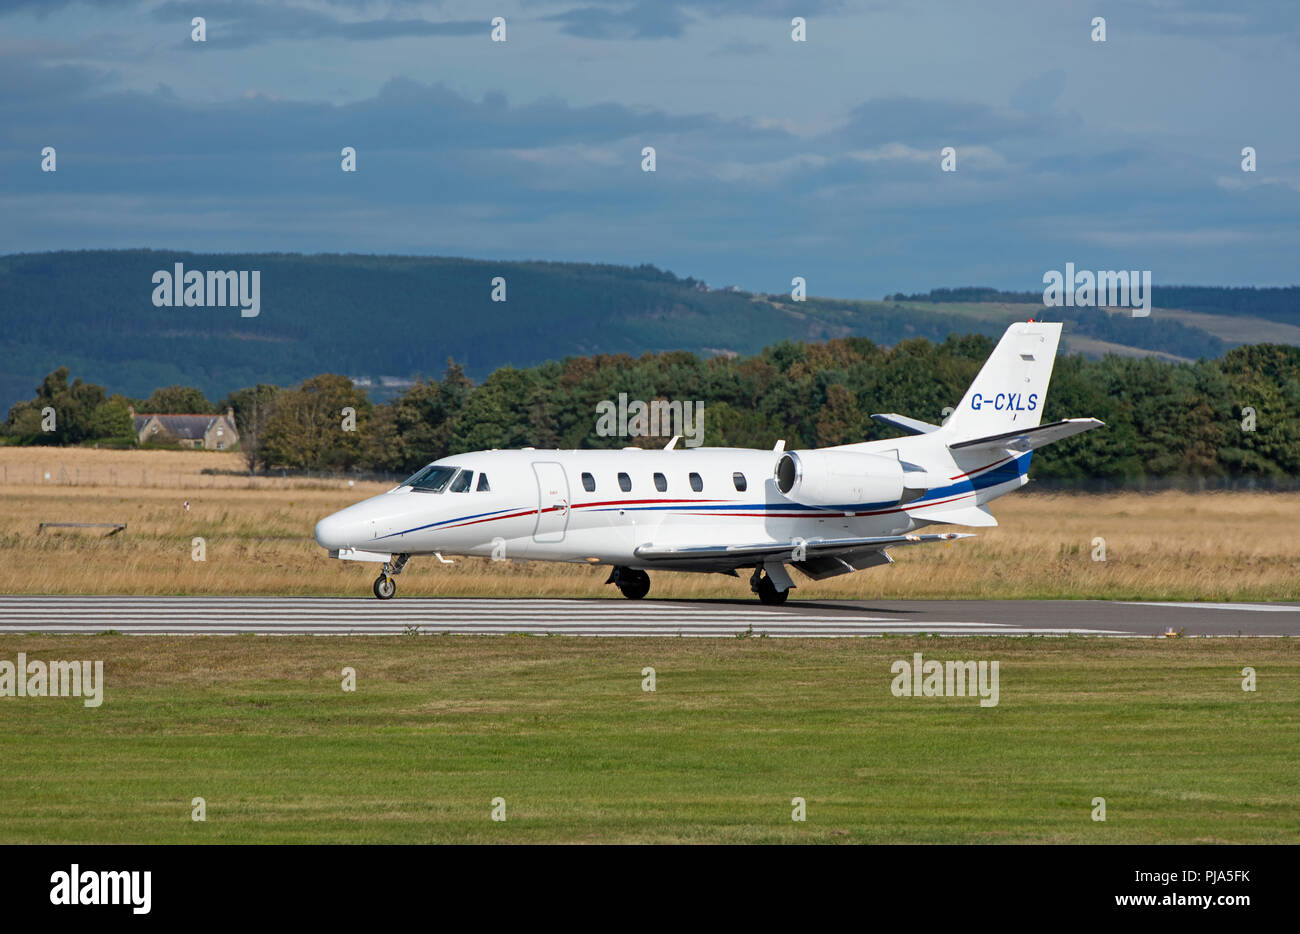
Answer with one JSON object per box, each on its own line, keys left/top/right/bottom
{"left": 793, "top": 547, "right": 894, "bottom": 580}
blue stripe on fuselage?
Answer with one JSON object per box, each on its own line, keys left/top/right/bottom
{"left": 590, "top": 451, "right": 1033, "bottom": 515}
{"left": 376, "top": 505, "right": 520, "bottom": 540}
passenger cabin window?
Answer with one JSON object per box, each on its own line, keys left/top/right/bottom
{"left": 653, "top": 472, "right": 667, "bottom": 492}
{"left": 689, "top": 472, "right": 703, "bottom": 492}
{"left": 617, "top": 472, "right": 632, "bottom": 492}
{"left": 450, "top": 470, "right": 473, "bottom": 492}
{"left": 403, "top": 464, "right": 458, "bottom": 493}
{"left": 582, "top": 472, "right": 596, "bottom": 492}
{"left": 476, "top": 473, "right": 491, "bottom": 492}
{"left": 732, "top": 471, "right": 747, "bottom": 492}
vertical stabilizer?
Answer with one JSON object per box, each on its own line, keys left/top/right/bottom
{"left": 944, "top": 322, "right": 1062, "bottom": 443}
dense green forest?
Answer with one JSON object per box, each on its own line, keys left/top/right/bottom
{"left": 2, "top": 250, "right": 1290, "bottom": 411}
{"left": 6, "top": 334, "right": 1298, "bottom": 484}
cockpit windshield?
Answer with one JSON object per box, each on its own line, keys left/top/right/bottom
{"left": 402, "top": 465, "right": 459, "bottom": 493}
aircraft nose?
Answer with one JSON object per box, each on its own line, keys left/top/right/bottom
{"left": 314, "top": 512, "right": 352, "bottom": 550}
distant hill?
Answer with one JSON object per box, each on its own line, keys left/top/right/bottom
{"left": 893, "top": 285, "right": 1300, "bottom": 326}
{"left": 1, "top": 250, "right": 1293, "bottom": 409}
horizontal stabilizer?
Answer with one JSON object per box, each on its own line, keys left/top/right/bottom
{"left": 871, "top": 413, "right": 941, "bottom": 435}
{"left": 948, "top": 418, "right": 1104, "bottom": 454}
{"left": 906, "top": 503, "right": 998, "bottom": 527}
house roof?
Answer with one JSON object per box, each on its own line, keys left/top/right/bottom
{"left": 132, "top": 414, "right": 230, "bottom": 440}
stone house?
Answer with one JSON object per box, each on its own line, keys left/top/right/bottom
{"left": 130, "top": 407, "right": 240, "bottom": 451}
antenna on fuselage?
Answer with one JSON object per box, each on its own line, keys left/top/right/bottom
{"left": 663, "top": 436, "right": 680, "bottom": 450}
{"left": 773, "top": 439, "right": 785, "bottom": 452}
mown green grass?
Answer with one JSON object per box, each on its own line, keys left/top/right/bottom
{"left": 0, "top": 636, "right": 1294, "bottom": 843}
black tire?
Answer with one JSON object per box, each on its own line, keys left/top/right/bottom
{"left": 373, "top": 575, "right": 396, "bottom": 600}
{"left": 755, "top": 575, "right": 789, "bottom": 605}
{"left": 616, "top": 568, "right": 651, "bottom": 600}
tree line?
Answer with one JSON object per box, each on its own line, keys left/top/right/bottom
{"left": 4, "top": 335, "right": 1298, "bottom": 481}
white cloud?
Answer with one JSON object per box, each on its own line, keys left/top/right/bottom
{"left": 709, "top": 153, "right": 829, "bottom": 184}
{"left": 845, "top": 143, "right": 1007, "bottom": 169}
{"left": 508, "top": 142, "right": 625, "bottom": 168}
{"left": 1215, "top": 175, "right": 1300, "bottom": 194}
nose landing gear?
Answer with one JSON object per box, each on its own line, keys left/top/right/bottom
{"left": 372, "top": 553, "right": 410, "bottom": 600}
{"left": 606, "top": 566, "right": 651, "bottom": 600}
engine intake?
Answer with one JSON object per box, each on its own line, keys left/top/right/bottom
{"left": 774, "top": 450, "right": 905, "bottom": 508}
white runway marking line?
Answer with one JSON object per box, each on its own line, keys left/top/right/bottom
{"left": 0, "top": 604, "right": 900, "bottom": 624}
{"left": 0, "top": 597, "right": 1127, "bottom": 637}
{"left": 0, "top": 625, "right": 1115, "bottom": 637}
{"left": 1122, "top": 602, "right": 1300, "bottom": 612}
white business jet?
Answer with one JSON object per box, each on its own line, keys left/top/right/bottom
{"left": 314, "top": 321, "right": 1101, "bottom": 603}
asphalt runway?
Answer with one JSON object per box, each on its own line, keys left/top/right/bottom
{"left": 0, "top": 596, "right": 1295, "bottom": 637}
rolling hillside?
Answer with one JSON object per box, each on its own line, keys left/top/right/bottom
{"left": 1, "top": 250, "right": 1292, "bottom": 409}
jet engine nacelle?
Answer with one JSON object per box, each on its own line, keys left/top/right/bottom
{"left": 774, "top": 450, "right": 904, "bottom": 507}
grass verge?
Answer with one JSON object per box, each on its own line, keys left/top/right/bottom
{"left": 0, "top": 635, "right": 1294, "bottom": 843}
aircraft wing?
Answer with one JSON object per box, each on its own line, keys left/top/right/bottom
{"left": 947, "top": 417, "right": 1104, "bottom": 454}
{"left": 633, "top": 531, "right": 972, "bottom": 563}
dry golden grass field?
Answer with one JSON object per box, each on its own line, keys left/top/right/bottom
{"left": 0, "top": 446, "right": 1296, "bottom": 600}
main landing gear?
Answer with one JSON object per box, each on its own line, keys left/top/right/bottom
{"left": 607, "top": 566, "right": 651, "bottom": 600}
{"left": 373, "top": 553, "right": 410, "bottom": 600}
{"left": 751, "top": 568, "right": 789, "bottom": 605}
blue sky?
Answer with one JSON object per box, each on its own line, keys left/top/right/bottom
{"left": 1, "top": 0, "right": 1297, "bottom": 297}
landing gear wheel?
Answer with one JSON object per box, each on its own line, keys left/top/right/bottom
{"left": 615, "top": 568, "right": 651, "bottom": 600}
{"left": 372, "top": 554, "right": 409, "bottom": 600}
{"left": 755, "top": 574, "right": 788, "bottom": 606}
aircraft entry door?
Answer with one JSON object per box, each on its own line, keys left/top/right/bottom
{"left": 532, "top": 462, "right": 570, "bottom": 543}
